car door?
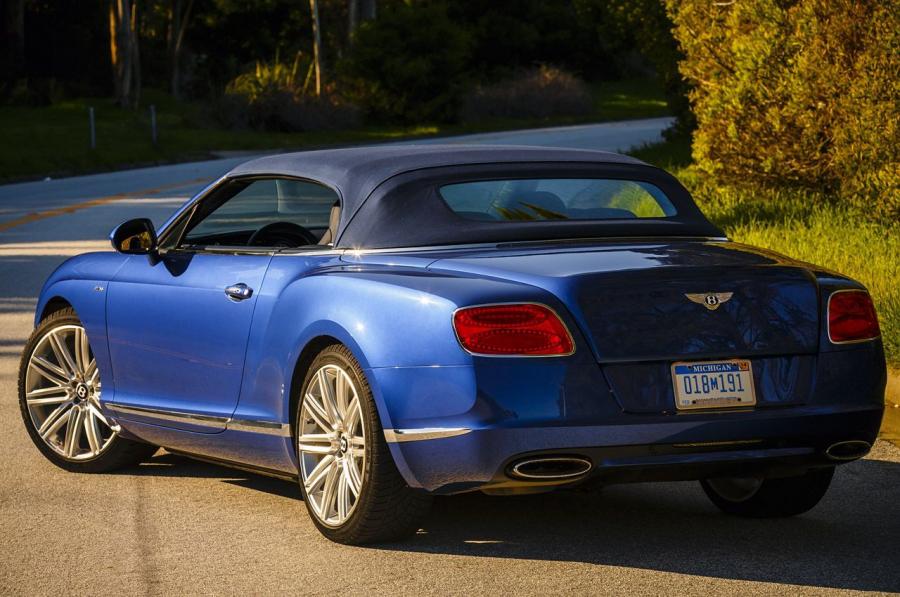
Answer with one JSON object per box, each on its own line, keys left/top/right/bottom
{"left": 105, "top": 177, "right": 338, "bottom": 433}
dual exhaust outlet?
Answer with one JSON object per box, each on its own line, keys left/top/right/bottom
{"left": 507, "top": 440, "right": 871, "bottom": 481}
{"left": 508, "top": 456, "right": 593, "bottom": 481}
{"left": 824, "top": 440, "right": 871, "bottom": 461}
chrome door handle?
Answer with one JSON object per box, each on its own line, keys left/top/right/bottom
{"left": 224, "top": 283, "right": 253, "bottom": 301}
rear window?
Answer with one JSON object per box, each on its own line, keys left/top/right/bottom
{"left": 438, "top": 178, "right": 677, "bottom": 221}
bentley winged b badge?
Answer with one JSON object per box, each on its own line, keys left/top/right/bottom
{"left": 685, "top": 292, "right": 733, "bottom": 311}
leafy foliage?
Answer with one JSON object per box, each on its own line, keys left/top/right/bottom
{"left": 342, "top": 3, "right": 470, "bottom": 123}
{"left": 461, "top": 66, "right": 592, "bottom": 122}
{"left": 575, "top": 0, "right": 693, "bottom": 134}
{"left": 666, "top": 0, "right": 900, "bottom": 221}
{"left": 219, "top": 52, "right": 359, "bottom": 132}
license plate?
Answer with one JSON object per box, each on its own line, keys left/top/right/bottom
{"left": 671, "top": 360, "right": 756, "bottom": 410}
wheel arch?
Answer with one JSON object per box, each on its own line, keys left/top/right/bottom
{"left": 287, "top": 334, "right": 342, "bottom": 439}
{"left": 39, "top": 296, "right": 74, "bottom": 321}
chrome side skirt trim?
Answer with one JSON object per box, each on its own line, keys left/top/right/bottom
{"left": 105, "top": 403, "right": 292, "bottom": 437}
{"left": 384, "top": 427, "right": 471, "bottom": 443}
{"left": 227, "top": 418, "right": 292, "bottom": 437}
{"left": 106, "top": 403, "right": 227, "bottom": 427}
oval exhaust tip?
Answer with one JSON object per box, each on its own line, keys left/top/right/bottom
{"left": 825, "top": 440, "right": 871, "bottom": 461}
{"left": 509, "top": 456, "right": 592, "bottom": 480}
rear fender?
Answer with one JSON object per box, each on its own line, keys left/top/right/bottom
{"left": 235, "top": 261, "right": 583, "bottom": 431}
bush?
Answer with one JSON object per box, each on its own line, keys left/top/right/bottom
{"left": 342, "top": 3, "right": 469, "bottom": 123}
{"left": 666, "top": 0, "right": 900, "bottom": 221}
{"left": 215, "top": 91, "right": 360, "bottom": 132}
{"left": 461, "top": 66, "right": 593, "bottom": 122}
{"left": 217, "top": 53, "right": 360, "bottom": 132}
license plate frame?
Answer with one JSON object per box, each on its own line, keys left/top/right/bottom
{"left": 671, "top": 359, "right": 756, "bottom": 411}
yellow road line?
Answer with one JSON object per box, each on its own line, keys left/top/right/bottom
{"left": 0, "top": 176, "right": 208, "bottom": 233}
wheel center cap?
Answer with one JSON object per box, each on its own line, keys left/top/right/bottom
{"left": 339, "top": 436, "right": 349, "bottom": 454}
{"left": 74, "top": 383, "right": 89, "bottom": 401}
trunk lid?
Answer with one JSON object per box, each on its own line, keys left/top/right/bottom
{"left": 428, "top": 240, "right": 820, "bottom": 363}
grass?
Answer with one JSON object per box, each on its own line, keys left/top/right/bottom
{"left": 630, "top": 138, "right": 900, "bottom": 368}
{"left": 0, "top": 78, "right": 669, "bottom": 182}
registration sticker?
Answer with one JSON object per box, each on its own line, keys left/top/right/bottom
{"left": 671, "top": 360, "right": 756, "bottom": 410}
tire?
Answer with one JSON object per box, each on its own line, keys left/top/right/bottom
{"left": 700, "top": 467, "right": 835, "bottom": 518}
{"left": 295, "top": 343, "right": 431, "bottom": 544}
{"left": 18, "top": 307, "right": 158, "bottom": 473}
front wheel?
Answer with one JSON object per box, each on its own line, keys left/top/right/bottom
{"left": 700, "top": 467, "right": 835, "bottom": 518}
{"left": 18, "top": 308, "right": 157, "bottom": 472}
{"left": 296, "top": 344, "right": 431, "bottom": 544}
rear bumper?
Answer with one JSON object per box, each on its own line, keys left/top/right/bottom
{"left": 387, "top": 404, "right": 884, "bottom": 493}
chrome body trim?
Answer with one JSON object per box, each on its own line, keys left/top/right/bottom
{"left": 338, "top": 237, "right": 731, "bottom": 258}
{"left": 106, "top": 403, "right": 228, "bottom": 427}
{"left": 105, "top": 403, "right": 291, "bottom": 437}
{"left": 227, "top": 419, "right": 292, "bottom": 437}
{"left": 383, "top": 427, "right": 471, "bottom": 443}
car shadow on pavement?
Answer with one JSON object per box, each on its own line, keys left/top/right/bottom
{"left": 125, "top": 451, "right": 900, "bottom": 591}
{"left": 386, "top": 458, "right": 900, "bottom": 593}
{"left": 125, "top": 451, "right": 302, "bottom": 501}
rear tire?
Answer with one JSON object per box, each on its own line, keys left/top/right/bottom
{"left": 701, "top": 467, "right": 835, "bottom": 518}
{"left": 18, "top": 308, "right": 158, "bottom": 473}
{"left": 295, "top": 344, "right": 431, "bottom": 544}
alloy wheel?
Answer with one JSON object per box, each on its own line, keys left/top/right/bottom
{"left": 24, "top": 324, "right": 117, "bottom": 460}
{"left": 298, "top": 364, "right": 366, "bottom": 527}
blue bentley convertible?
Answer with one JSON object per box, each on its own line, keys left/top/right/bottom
{"left": 19, "top": 146, "right": 885, "bottom": 544}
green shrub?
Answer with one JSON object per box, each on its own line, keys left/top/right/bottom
{"left": 342, "top": 3, "right": 470, "bottom": 123}
{"left": 225, "top": 52, "right": 308, "bottom": 102}
{"left": 666, "top": 0, "right": 900, "bottom": 221}
{"left": 461, "top": 66, "right": 592, "bottom": 122}
{"left": 219, "top": 53, "right": 359, "bottom": 132}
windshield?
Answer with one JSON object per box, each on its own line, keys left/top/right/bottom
{"left": 439, "top": 178, "right": 677, "bottom": 222}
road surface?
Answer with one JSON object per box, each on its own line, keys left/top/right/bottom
{"left": 1, "top": 118, "right": 898, "bottom": 595}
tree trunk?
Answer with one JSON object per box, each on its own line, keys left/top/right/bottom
{"left": 309, "top": 0, "right": 322, "bottom": 96}
{"left": 167, "top": 0, "right": 194, "bottom": 98}
{"left": 2, "top": 0, "right": 26, "bottom": 92}
{"left": 347, "top": 0, "right": 358, "bottom": 44}
{"left": 360, "top": 0, "right": 375, "bottom": 21}
{"left": 109, "top": 0, "right": 141, "bottom": 108}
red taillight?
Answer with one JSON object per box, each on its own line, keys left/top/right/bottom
{"left": 453, "top": 303, "right": 574, "bottom": 356}
{"left": 828, "top": 290, "right": 880, "bottom": 343}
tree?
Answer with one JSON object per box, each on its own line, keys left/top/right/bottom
{"left": 348, "top": 0, "right": 375, "bottom": 43}
{"left": 344, "top": 2, "right": 469, "bottom": 122}
{"left": 109, "top": 0, "right": 141, "bottom": 107}
{"left": 667, "top": 0, "right": 899, "bottom": 220}
{"left": 309, "top": 0, "right": 322, "bottom": 95}
{"left": 1, "top": 0, "right": 25, "bottom": 95}
{"left": 167, "top": 0, "right": 194, "bottom": 98}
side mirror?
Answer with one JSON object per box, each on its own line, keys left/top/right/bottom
{"left": 110, "top": 218, "right": 158, "bottom": 255}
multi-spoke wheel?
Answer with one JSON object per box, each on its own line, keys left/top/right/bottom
{"left": 298, "top": 363, "right": 366, "bottom": 527}
{"left": 19, "top": 308, "right": 157, "bottom": 472}
{"left": 295, "top": 344, "right": 431, "bottom": 544}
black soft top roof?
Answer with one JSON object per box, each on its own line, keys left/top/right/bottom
{"left": 226, "top": 144, "right": 722, "bottom": 248}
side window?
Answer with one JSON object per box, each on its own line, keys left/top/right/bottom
{"left": 180, "top": 178, "right": 339, "bottom": 248}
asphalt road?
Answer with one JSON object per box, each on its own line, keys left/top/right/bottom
{"left": 2, "top": 118, "right": 899, "bottom": 595}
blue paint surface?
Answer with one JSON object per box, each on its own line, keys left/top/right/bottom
{"left": 34, "top": 224, "right": 885, "bottom": 491}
